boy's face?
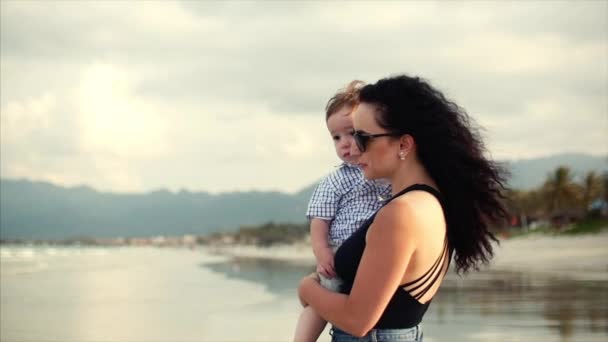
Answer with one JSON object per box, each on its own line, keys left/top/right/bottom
{"left": 326, "top": 106, "right": 356, "bottom": 164}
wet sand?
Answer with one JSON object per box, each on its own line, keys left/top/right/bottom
{"left": 490, "top": 230, "right": 608, "bottom": 280}
{"left": 206, "top": 230, "right": 608, "bottom": 280}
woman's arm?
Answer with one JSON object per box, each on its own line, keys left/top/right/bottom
{"left": 298, "top": 201, "right": 419, "bottom": 337}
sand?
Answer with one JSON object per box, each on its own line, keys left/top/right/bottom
{"left": 206, "top": 230, "right": 608, "bottom": 280}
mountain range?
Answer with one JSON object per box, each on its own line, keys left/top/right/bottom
{"left": 1, "top": 153, "right": 606, "bottom": 240}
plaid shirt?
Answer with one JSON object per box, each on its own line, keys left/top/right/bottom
{"left": 306, "top": 163, "right": 392, "bottom": 246}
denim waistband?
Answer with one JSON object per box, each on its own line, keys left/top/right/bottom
{"left": 330, "top": 325, "right": 422, "bottom": 342}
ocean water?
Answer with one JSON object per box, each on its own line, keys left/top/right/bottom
{"left": 1, "top": 246, "right": 606, "bottom": 342}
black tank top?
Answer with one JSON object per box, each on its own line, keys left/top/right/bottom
{"left": 334, "top": 184, "right": 451, "bottom": 329}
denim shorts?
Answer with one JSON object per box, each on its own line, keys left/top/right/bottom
{"left": 330, "top": 325, "right": 423, "bottom": 342}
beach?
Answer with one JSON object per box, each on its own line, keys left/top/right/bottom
{"left": 206, "top": 230, "right": 608, "bottom": 280}
{"left": 490, "top": 231, "right": 608, "bottom": 280}
{"left": 2, "top": 235, "right": 607, "bottom": 342}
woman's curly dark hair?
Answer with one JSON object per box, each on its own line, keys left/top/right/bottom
{"left": 359, "top": 75, "right": 510, "bottom": 274}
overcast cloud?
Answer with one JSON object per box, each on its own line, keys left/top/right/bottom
{"left": 1, "top": 0, "right": 606, "bottom": 193}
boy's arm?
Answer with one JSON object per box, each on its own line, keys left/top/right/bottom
{"left": 310, "top": 217, "right": 336, "bottom": 278}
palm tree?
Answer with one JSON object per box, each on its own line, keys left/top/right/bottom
{"left": 582, "top": 171, "right": 602, "bottom": 211}
{"left": 505, "top": 189, "right": 527, "bottom": 227}
{"left": 542, "top": 166, "right": 581, "bottom": 216}
{"left": 505, "top": 189, "right": 544, "bottom": 228}
{"left": 603, "top": 171, "right": 608, "bottom": 202}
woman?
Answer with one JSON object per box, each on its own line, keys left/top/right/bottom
{"left": 298, "top": 74, "right": 509, "bottom": 341}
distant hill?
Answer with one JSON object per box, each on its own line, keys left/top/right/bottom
{"left": 0, "top": 180, "right": 310, "bottom": 240}
{"left": 506, "top": 153, "right": 607, "bottom": 189}
{"left": 1, "top": 153, "right": 606, "bottom": 240}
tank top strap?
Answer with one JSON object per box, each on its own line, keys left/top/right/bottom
{"left": 385, "top": 184, "right": 444, "bottom": 206}
{"left": 402, "top": 236, "right": 451, "bottom": 300}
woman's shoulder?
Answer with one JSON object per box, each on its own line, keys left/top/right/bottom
{"left": 373, "top": 190, "right": 445, "bottom": 235}
{"left": 395, "top": 188, "right": 443, "bottom": 211}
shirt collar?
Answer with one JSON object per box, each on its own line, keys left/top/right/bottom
{"left": 335, "top": 162, "right": 359, "bottom": 169}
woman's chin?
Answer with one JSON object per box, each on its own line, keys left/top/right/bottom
{"left": 343, "top": 156, "right": 358, "bottom": 164}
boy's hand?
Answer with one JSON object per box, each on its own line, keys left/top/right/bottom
{"left": 316, "top": 247, "right": 336, "bottom": 278}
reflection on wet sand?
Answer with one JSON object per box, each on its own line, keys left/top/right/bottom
{"left": 433, "top": 270, "right": 608, "bottom": 341}
{"left": 203, "top": 257, "right": 314, "bottom": 296}
{"left": 203, "top": 258, "right": 608, "bottom": 341}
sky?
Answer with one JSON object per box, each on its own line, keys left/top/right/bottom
{"left": 1, "top": 0, "right": 607, "bottom": 194}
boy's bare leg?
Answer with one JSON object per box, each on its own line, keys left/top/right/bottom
{"left": 293, "top": 306, "right": 328, "bottom": 342}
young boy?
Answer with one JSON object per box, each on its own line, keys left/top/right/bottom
{"left": 293, "top": 81, "right": 391, "bottom": 341}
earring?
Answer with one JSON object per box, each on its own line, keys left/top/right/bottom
{"left": 399, "top": 151, "right": 406, "bottom": 160}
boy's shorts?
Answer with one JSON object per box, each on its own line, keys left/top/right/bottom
{"left": 319, "top": 245, "right": 343, "bottom": 292}
{"left": 320, "top": 273, "right": 343, "bottom": 292}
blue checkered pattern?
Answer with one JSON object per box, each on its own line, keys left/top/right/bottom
{"left": 306, "top": 163, "right": 392, "bottom": 246}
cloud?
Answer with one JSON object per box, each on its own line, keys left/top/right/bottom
{"left": 0, "top": 58, "right": 337, "bottom": 193}
{"left": 77, "top": 63, "right": 170, "bottom": 159}
{"left": 1, "top": 0, "right": 606, "bottom": 192}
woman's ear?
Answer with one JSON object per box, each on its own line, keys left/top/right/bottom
{"left": 399, "top": 134, "right": 415, "bottom": 155}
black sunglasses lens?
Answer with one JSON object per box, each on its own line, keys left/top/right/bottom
{"left": 354, "top": 134, "right": 367, "bottom": 152}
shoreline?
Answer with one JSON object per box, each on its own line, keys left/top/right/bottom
{"left": 488, "top": 230, "right": 608, "bottom": 280}
{"left": 205, "top": 242, "right": 315, "bottom": 265}
{"left": 205, "top": 230, "right": 608, "bottom": 280}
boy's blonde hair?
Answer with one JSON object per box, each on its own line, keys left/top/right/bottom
{"left": 325, "top": 80, "right": 365, "bottom": 121}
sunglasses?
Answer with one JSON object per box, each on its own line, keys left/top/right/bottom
{"left": 353, "top": 130, "right": 404, "bottom": 152}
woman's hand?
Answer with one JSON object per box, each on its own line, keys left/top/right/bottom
{"left": 298, "top": 272, "right": 320, "bottom": 307}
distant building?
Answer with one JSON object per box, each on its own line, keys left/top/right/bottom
{"left": 589, "top": 198, "right": 608, "bottom": 217}
{"left": 182, "top": 235, "right": 197, "bottom": 246}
